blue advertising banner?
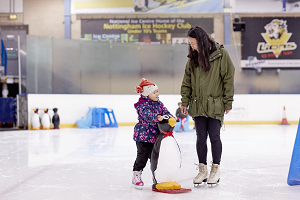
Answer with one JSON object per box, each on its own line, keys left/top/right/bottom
{"left": 235, "top": 0, "right": 300, "bottom": 13}
{"left": 72, "top": 0, "right": 223, "bottom": 14}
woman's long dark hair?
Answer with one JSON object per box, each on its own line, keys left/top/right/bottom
{"left": 187, "top": 26, "right": 214, "bottom": 72}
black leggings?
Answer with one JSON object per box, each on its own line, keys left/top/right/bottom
{"left": 133, "top": 141, "right": 154, "bottom": 171}
{"left": 194, "top": 116, "right": 222, "bottom": 165}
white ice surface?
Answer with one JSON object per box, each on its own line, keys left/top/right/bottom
{"left": 0, "top": 125, "right": 300, "bottom": 199}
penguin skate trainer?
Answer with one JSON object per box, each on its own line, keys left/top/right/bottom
{"left": 151, "top": 115, "right": 192, "bottom": 194}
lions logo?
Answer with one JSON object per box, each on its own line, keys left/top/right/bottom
{"left": 264, "top": 19, "right": 287, "bottom": 40}
{"left": 257, "top": 19, "right": 297, "bottom": 58}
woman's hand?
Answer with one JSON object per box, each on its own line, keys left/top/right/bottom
{"left": 181, "top": 106, "right": 187, "bottom": 115}
{"left": 157, "top": 115, "right": 163, "bottom": 121}
{"left": 225, "top": 110, "right": 230, "bottom": 114}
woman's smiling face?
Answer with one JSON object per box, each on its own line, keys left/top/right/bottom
{"left": 188, "top": 37, "right": 199, "bottom": 52}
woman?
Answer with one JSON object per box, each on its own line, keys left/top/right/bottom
{"left": 180, "top": 26, "right": 235, "bottom": 185}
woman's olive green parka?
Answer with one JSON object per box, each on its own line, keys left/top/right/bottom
{"left": 180, "top": 42, "right": 235, "bottom": 125}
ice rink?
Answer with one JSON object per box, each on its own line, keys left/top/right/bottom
{"left": 1, "top": 124, "right": 300, "bottom": 200}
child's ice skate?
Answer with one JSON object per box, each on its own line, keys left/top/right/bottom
{"left": 132, "top": 170, "right": 144, "bottom": 189}
{"left": 193, "top": 163, "right": 208, "bottom": 187}
{"left": 207, "top": 163, "right": 220, "bottom": 187}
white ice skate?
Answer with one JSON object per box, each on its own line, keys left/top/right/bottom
{"left": 207, "top": 163, "right": 220, "bottom": 186}
{"left": 193, "top": 163, "right": 208, "bottom": 187}
{"left": 132, "top": 170, "right": 144, "bottom": 189}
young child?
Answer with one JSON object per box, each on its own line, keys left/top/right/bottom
{"left": 132, "top": 78, "right": 174, "bottom": 189}
{"left": 176, "top": 102, "right": 187, "bottom": 131}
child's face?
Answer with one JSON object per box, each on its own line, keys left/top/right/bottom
{"left": 148, "top": 90, "right": 159, "bottom": 102}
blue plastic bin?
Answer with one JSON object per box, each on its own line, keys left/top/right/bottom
{"left": 0, "top": 97, "right": 16, "bottom": 123}
{"left": 92, "top": 108, "right": 118, "bottom": 128}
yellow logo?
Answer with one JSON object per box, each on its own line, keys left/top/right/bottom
{"left": 257, "top": 19, "right": 297, "bottom": 58}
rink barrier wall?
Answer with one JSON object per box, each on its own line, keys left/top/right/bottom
{"left": 28, "top": 121, "right": 299, "bottom": 129}
{"left": 27, "top": 94, "right": 300, "bottom": 129}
